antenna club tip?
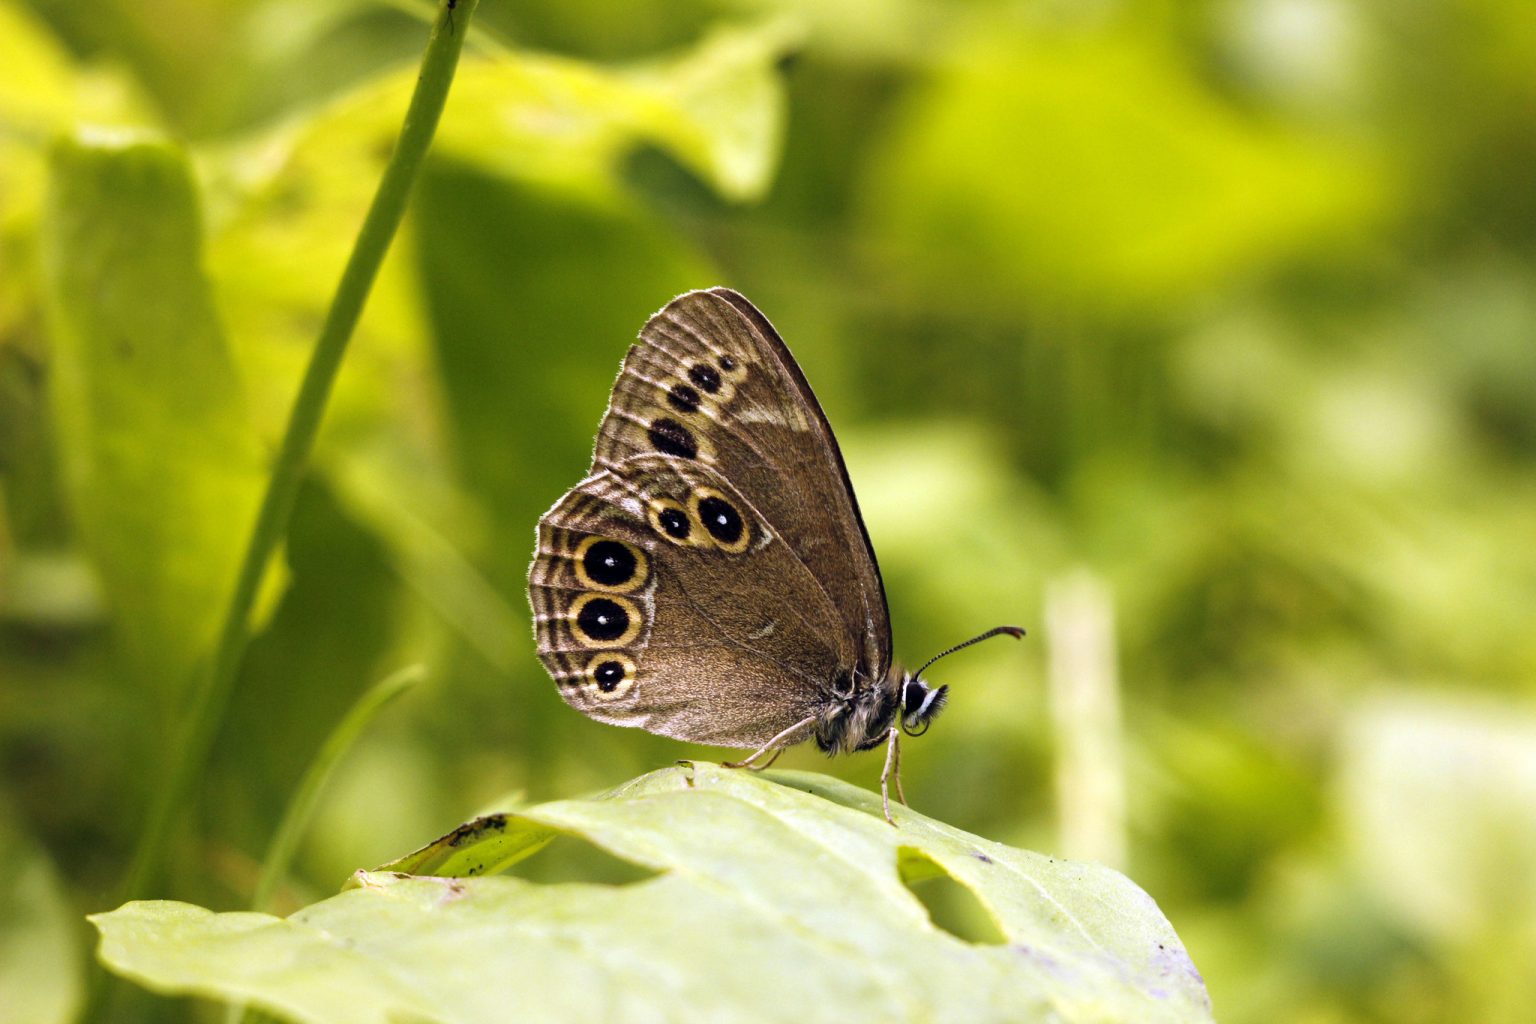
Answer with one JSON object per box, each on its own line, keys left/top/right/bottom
{"left": 1000, "top": 625, "right": 1027, "bottom": 639}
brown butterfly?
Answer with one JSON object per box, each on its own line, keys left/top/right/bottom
{"left": 528, "top": 289, "right": 1022, "bottom": 822}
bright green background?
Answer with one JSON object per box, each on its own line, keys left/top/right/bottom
{"left": 3, "top": 0, "right": 1536, "bottom": 1021}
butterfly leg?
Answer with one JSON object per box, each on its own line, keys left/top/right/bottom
{"left": 724, "top": 748, "right": 783, "bottom": 772}
{"left": 880, "top": 726, "right": 904, "bottom": 825}
{"left": 746, "top": 748, "right": 784, "bottom": 772}
{"left": 721, "top": 746, "right": 775, "bottom": 770}
{"left": 722, "top": 715, "right": 814, "bottom": 771}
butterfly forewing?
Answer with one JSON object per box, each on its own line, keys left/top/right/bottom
{"left": 588, "top": 289, "right": 892, "bottom": 680}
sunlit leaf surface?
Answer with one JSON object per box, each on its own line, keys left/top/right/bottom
{"left": 93, "top": 765, "right": 1211, "bottom": 1023}
{"left": 40, "top": 134, "right": 268, "bottom": 691}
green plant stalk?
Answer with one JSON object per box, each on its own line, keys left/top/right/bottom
{"left": 251, "top": 664, "right": 425, "bottom": 911}
{"left": 118, "top": 0, "right": 478, "bottom": 908}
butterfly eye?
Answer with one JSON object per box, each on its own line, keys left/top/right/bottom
{"left": 569, "top": 593, "right": 642, "bottom": 648}
{"left": 574, "top": 537, "right": 647, "bottom": 593}
{"left": 688, "top": 488, "right": 751, "bottom": 554}
{"left": 586, "top": 654, "right": 637, "bottom": 700}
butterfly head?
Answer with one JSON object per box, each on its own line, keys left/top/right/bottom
{"left": 898, "top": 677, "right": 948, "bottom": 737}
{"left": 898, "top": 625, "right": 1027, "bottom": 738}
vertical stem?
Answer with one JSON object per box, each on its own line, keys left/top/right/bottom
{"left": 1045, "top": 570, "right": 1127, "bottom": 869}
{"left": 251, "top": 665, "right": 425, "bottom": 912}
{"left": 117, "top": 0, "right": 478, "bottom": 908}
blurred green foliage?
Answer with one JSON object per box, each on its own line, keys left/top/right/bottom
{"left": 2, "top": 0, "right": 1535, "bottom": 1021}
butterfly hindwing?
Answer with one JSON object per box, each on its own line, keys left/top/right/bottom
{"left": 530, "top": 454, "right": 852, "bottom": 747}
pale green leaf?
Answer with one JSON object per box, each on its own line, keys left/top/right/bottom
{"left": 41, "top": 133, "right": 270, "bottom": 690}
{"left": 93, "top": 764, "right": 1211, "bottom": 1024}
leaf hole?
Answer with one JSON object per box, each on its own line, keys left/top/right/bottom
{"left": 897, "top": 847, "right": 1007, "bottom": 945}
{"left": 505, "top": 833, "right": 660, "bottom": 887}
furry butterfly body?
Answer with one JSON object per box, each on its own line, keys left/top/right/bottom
{"left": 528, "top": 289, "right": 1020, "bottom": 821}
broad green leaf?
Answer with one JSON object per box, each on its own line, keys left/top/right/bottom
{"left": 204, "top": 16, "right": 791, "bottom": 370}
{"left": 41, "top": 133, "right": 269, "bottom": 691}
{"left": 863, "top": 28, "right": 1388, "bottom": 315}
{"left": 0, "top": 798, "right": 82, "bottom": 1024}
{"left": 613, "top": 19, "right": 794, "bottom": 202}
{"left": 93, "top": 764, "right": 1212, "bottom": 1023}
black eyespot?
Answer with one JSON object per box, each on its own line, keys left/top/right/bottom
{"left": 658, "top": 507, "right": 690, "bottom": 540}
{"left": 698, "top": 495, "right": 744, "bottom": 545}
{"left": 582, "top": 540, "right": 637, "bottom": 587}
{"left": 576, "top": 598, "right": 629, "bottom": 642}
{"left": 648, "top": 417, "right": 698, "bottom": 459}
{"left": 593, "top": 659, "right": 627, "bottom": 692}
{"left": 667, "top": 382, "right": 701, "bottom": 413}
{"left": 687, "top": 363, "right": 721, "bottom": 394}
{"left": 718, "top": 354, "right": 737, "bottom": 372}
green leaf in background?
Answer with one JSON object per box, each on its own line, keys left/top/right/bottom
{"left": 92, "top": 764, "right": 1211, "bottom": 1024}
{"left": 204, "top": 16, "right": 793, "bottom": 397}
{"left": 863, "top": 28, "right": 1388, "bottom": 315}
{"left": 0, "top": 0, "right": 145, "bottom": 340}
{"left": 41, "top": 134, "right": 269, "bottom": 693}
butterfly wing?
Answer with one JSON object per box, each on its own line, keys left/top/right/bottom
{"left": 529, "top": 453, "right": 854, "bottom": 747}
{"left": 588, "top": 288, "right": 892, "bottom": 679}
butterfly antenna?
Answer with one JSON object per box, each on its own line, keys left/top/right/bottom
{"left": 912, "top": 625, "right": 1026, "bottom": 679}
